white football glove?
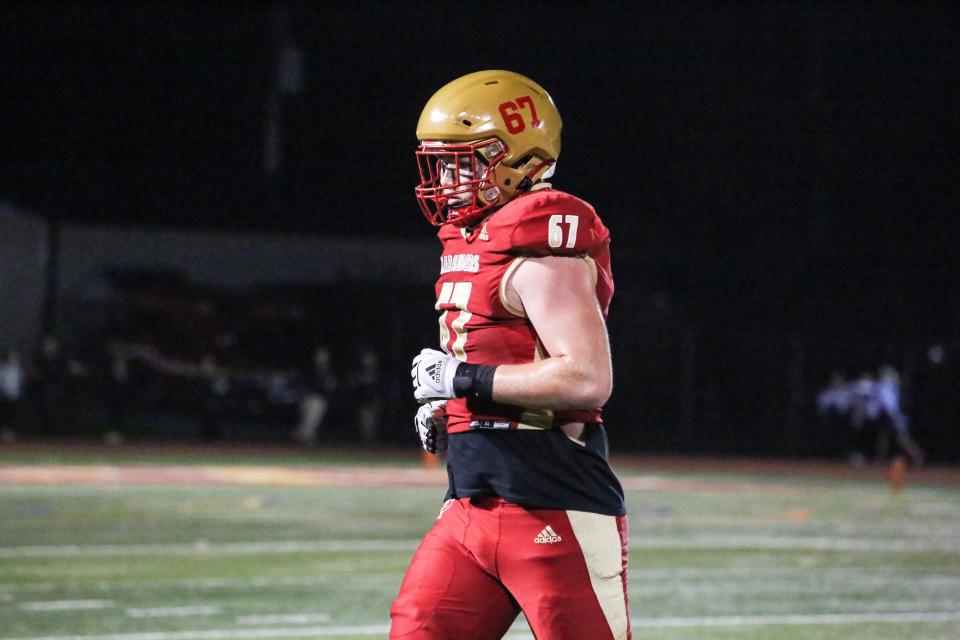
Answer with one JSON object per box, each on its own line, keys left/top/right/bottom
{"left": 415, "top": 400, "right": 448, "bottom": 454}
{"left": 411, "top": 348, "right": 461, "bottom": 403}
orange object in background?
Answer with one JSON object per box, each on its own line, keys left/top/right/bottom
{"left": 889, "top": 455, "right": 907, "bottom": 492}
{"left": 423, "top": 450, "right": 440, "bottom": 469}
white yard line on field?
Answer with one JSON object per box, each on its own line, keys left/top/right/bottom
{"left": 0, "top": 575, "right": 357, "bottom": 594}
{"left": 2, "top": 533, "right": 958, "bottom": 560}
{"left": 629, "top": 534, "right": 960, "bottom": 553}
{"left": 18, "top": 600, "right": 114, "bottom": 611}
{"left": 126, "top": 607, "right": 221, "bottom": 618}
{"left": 0, "top": 539, "right": 420, "bottom": 559}
{"left": 0, "top": 627, "right": 390, "bottom": 640}
{"left": 235, "top": 613, "right": 331, "bottom": 625}
{"left": 6, "top": 611, "right": 960, "bottom": 640}
{"left": 633, "top": 611, "right": 960, "bottom": 627}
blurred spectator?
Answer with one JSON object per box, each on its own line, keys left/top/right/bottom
{"left": 847, "top": 372, "right": 876, "bottom": 467}
{"left": 103, "top": 343, "right": 132, "bottom": 444}
{"left": 348, "top": 347, "right": 382, "bottom": 443}
{"left": 845, "top": 366, "right": 925, "bottom": 467}
{"left": 34, "top": 335, "right": 68, "bottom": 434}
{"left": 199, "top": 354, "right": 232, "bottom": 441}
{"left": 872, "top": 365, "right": 924, "bottom": 466}
{"left": 291, "top": 345, "right": 338, "bottom": 445}
{"left": 0, "top": 348, "right": 25, "bottom": 442}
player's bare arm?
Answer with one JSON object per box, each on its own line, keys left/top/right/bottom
{"left": 410, "top": 254, "right": 612, "bottom": 412}
{"left": 492, "top": 254, "right": 612, "bottom": 410}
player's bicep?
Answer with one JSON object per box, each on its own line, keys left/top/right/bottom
{"left": 509, "top": 256, "right": 610, "bottom": 367}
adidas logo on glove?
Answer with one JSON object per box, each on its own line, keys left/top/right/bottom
{"left": 425, "top": 362, "right": 442, "bottom": 385}
{"left": 534, "top": 525, "right": 562, "bottom": 544}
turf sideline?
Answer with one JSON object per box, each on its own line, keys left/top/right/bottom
{"left": 7, "top": 611, "right": 960, "bottom": 640}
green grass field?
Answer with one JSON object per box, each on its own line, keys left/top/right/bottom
{"left": 1, "top": 447, "right": 959, "bottom": 639}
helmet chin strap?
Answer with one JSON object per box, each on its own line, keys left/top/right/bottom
{"left": 490, "top": 156, "right": 554, "bottom": 203}
{"left": 515, "top": 159, "right": 554, "bottom": 193}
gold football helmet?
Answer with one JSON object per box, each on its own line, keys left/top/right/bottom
{"left": 415, "top": 70, "right": 562, "bottom": 227}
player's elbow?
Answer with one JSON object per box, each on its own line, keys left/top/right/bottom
{"left": 592, "top": 378, "right": 614, "bottom": 408}
{"left": 572, "top": 371, "right": 612, "bottom": 408}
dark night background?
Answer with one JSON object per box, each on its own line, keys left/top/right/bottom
{"left": 1, "top": 3, "right": 958, "bottom": 457}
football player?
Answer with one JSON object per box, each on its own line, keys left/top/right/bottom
{"left": 392, "top": 70, "right": 630, "bottom": 640}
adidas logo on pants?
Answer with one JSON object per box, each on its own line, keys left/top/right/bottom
{"left": 534, "top": 525, "right": 562, "bottom": 544}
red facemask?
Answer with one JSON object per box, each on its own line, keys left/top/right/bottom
{"left": 415, "top": 138, "right": 508, "bottom": 228}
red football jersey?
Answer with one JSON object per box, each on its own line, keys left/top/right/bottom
{"left": 434, "top": 188, "right": 614, "bottom": 434}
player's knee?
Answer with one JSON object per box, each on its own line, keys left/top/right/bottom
{"left": 525, "top": 587, "right": 628, "bottom": 639}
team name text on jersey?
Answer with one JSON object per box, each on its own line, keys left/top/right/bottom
{"left": 440, "top": 254, "right": 481, "bottom": 274}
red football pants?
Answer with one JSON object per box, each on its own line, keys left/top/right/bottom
{"left": 390, "top": 497, "right": 630, "bottom": 639}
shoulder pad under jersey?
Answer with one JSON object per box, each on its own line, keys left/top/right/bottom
{"left": 495, "top": 189, "right": 609, "bottom": 256}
